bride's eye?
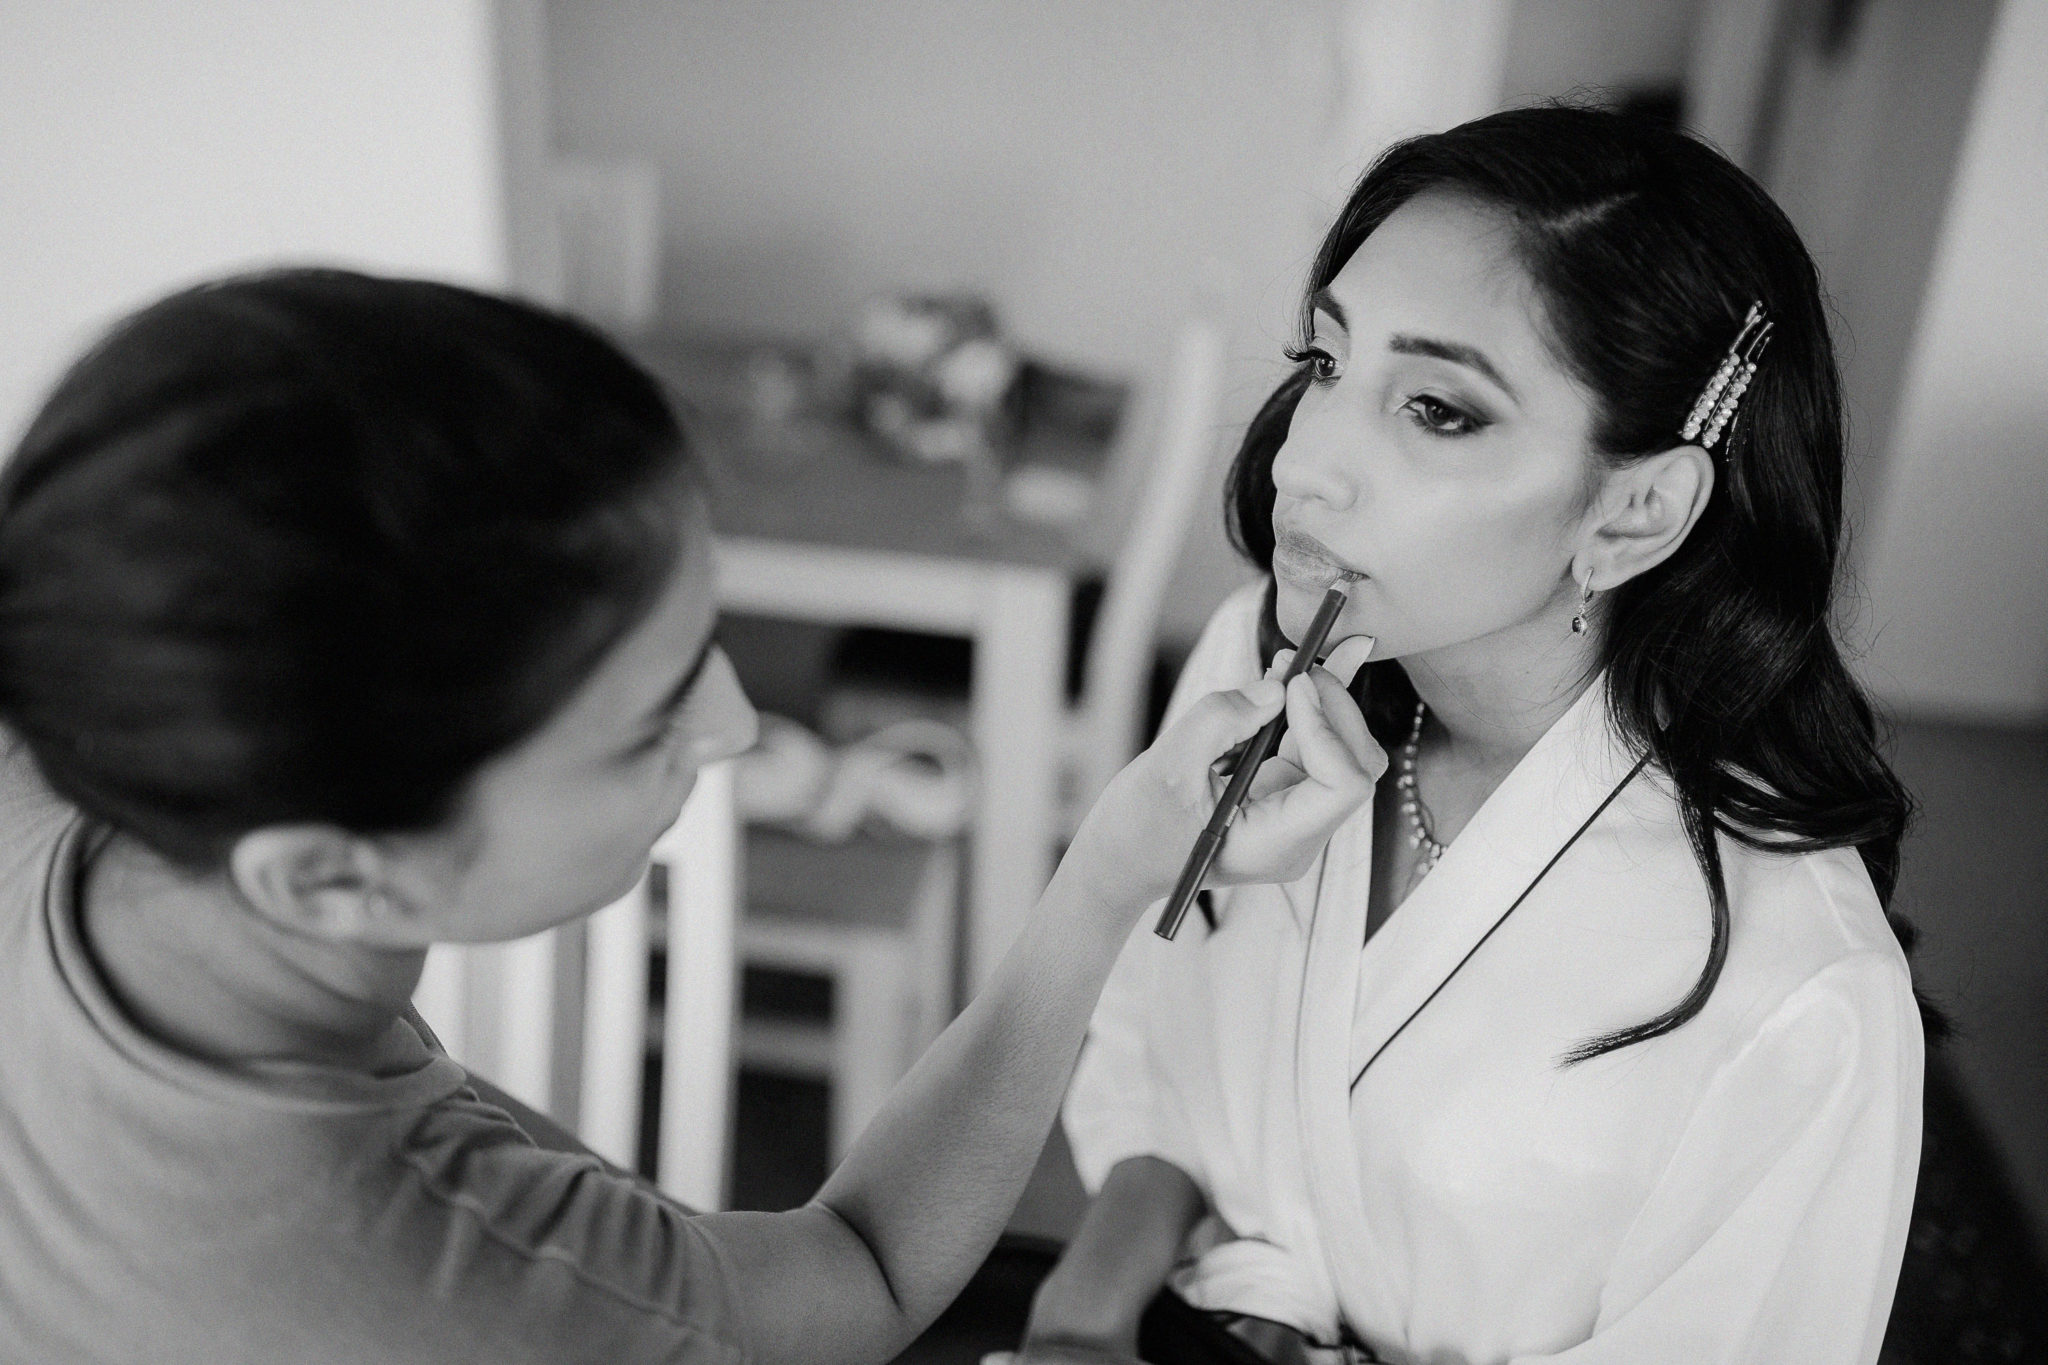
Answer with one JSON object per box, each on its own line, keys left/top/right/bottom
{"left": 1403, "top": 394, "right": 1485, "bottom": 437}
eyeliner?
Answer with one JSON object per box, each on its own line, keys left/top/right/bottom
{"left": 1153, "top": 579, "right": 1354, "bottom": 940}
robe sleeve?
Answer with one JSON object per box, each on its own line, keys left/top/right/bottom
{"left": 1519, "top": 950, "right": 1923, "bottom": 1365}
{"left": 1061, "top": 581, "right": 1265, "bottom": 1195}
{"left": 1061, "top": 920, "right": 1208, "bottom": 1193}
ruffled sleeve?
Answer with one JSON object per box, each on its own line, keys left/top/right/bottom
{"left": 1061, "top": 582, "right": 1265, "bottom": 1194}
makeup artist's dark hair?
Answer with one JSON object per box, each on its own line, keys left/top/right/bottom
{"left": 0, "top": 268, "right": 690, "bottom": 868}
{"left": 1226, "top": 104, "right": 1939, "bottom": 1058}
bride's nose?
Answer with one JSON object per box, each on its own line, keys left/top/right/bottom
{"left": 1270, "top": 401, "right": 1358, "bottom": 512}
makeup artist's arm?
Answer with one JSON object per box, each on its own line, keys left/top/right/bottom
{"left": 696, "top": 667, "right": 1379, "bottom": 1365}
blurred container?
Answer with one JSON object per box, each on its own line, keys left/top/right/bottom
{"left": 552, "top": 157, "right": 662, "bottom": 333}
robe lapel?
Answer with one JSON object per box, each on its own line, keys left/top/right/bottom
{"left": 1297, "top": 681, "right": 1642, "bottom": 1338}
{"left": 1294, "top": 787, "right": 1398, "bottom": 1332}
{"left": 1345, "top": 679, "right": 1639, "bottom": 1082}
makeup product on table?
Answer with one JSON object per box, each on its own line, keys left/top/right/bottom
{"left": 1154, "top": 579, "right": 1354, "bottom": 940}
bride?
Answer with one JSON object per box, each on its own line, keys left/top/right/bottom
{"left": 1015, "top": 104, "right": 1930, "bottom": 1365}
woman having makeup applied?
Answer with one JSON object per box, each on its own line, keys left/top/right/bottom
{"left": 1006, "top": 106, "right": 1932, "bottom": 1365}
{"left": 0, "top": 269, "right": 1384, "bottom": 1364}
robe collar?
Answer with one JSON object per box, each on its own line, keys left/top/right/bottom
{"left": 1345, "top": 674, "right": 1646, "bottom": 1080}
{"left": 1292, "top": 675, "right": 1646, "bottom": 1337}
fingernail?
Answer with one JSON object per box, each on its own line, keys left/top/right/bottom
{"left": 1324, "top": 634, "right": 1377, "bottom": 686}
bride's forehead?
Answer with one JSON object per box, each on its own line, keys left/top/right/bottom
{"left": 1332, "top": 199, "right": 1530, "bottom": 310}
{"left": 1328, "top": 201, "right": 1560, "bottom": 364}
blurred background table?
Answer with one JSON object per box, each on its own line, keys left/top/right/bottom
{"left": 631, "top": 337, "right": 1107, "bottom": 994}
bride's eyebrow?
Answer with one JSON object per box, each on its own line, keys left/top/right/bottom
{"left": 1387, "top": 334, "right": 1520, "bottom": 403}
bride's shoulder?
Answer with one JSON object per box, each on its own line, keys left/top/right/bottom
{"left": 1165, "top": 580, "right": 1270, "bottom": 714}
{"left": 1191, "top": 579, "right": 1269, "bottom": 669}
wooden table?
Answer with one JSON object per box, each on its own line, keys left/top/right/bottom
{"left": 634, "top": 338, "right": 1098, "bottom": 994}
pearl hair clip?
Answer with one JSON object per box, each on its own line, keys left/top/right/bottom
{"left": 1680, "top": 302, "right": 1774, "bottom": 449}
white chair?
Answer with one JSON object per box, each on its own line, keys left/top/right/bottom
{"left": 729, "top": 317, "right": 1229, "bottom": 1153}
{"left": 413, "top": 759, "right": 740, "bottom": 1211}
{"left": 738, "top": 828, "right": 961, "bottom": 1160}
{"left": 1060, "top": 316, "right": 1228, "bottom": 825}
{"left": 550, "top": 157, "right": 662, "bottom": 334}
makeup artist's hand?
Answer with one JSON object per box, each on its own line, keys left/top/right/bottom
{"left": 1238, "top": 638, "right": 1377, "bottom": 805}
{"left": 1067, "top": 637, "right": 1382, "bottom": 909}
{"left": 1210, "top": 637, "right": 1382, "bottom": 886}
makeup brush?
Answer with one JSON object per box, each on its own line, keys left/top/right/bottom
{"left": 1154, "top": 578, "right": 1356, "bottom": 940}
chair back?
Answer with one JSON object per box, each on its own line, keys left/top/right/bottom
{"left": 1069, "top": 318, "right": 1228, "bottom": 816}
{"left": 413, "top": 760, "right": 740, "bottom": 1211}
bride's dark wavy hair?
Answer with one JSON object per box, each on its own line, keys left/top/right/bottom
{"left": 1226, "top": 104, "right": 1939, "bottom": 1059}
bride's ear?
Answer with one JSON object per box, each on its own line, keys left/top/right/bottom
{"left": 1580, "top": 445, "right": 1714, "bottom": 589}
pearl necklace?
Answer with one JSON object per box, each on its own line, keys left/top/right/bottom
{"left": 1395, "top": 699, "right": 1448, "bottom": 877}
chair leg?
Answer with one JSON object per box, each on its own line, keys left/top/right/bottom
{"left": 413, "top": 944, "right": 470, "bottom": 1062}
{"left": 655, "top": 761, "right": 741, "bottom": 1212}
{"left": 579, "top": 876, "right": 652, "bottom": 1171}
{"left": 907, "top": 838, "right": 963, "bottom": 1051}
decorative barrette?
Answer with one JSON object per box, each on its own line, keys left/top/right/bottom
{"left": 1679, "top": 302, "right": 1774, "bottom": 449}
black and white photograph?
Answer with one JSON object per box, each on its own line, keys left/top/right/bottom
{"left": 2, "top": 2, "right": 2044, "bottom": 1362}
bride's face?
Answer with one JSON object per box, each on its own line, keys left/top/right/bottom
{"left": 1270, "top": 189, "right": 1604, "bottom": 658}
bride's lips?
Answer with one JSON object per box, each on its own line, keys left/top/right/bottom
{"left": 1271, "top": 527, "right": 1364, "bottom": 589}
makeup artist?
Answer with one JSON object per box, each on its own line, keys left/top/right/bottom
{"left": 0, "top": 269, "right": 1381, "bottom": 1365}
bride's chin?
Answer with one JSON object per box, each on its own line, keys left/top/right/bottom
{"left": 1273, "top": 578, "right": 1319, "bottom": 642}
{"left": 1275, "top": 598, "right": 1317, "bottom": 648}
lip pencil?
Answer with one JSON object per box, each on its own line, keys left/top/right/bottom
{"left": 1153, "top": 578, "right": 1354, "bottom": 941}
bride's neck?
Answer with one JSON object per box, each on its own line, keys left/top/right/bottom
{"left": 1401, "top": 616, "right": 1602, "bottom": 769}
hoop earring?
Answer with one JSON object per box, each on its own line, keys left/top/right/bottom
{"left": 1570, "top": 570, "right": 1596, "bottom": 636}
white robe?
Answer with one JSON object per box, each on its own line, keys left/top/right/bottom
{"left": 1064, "top": 583, "right": 1922, "bottom": 1365}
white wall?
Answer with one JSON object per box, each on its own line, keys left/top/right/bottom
{"left": 1500, "top": 0, "right": 1702, "bottom": 106}
{"left": 548, "top": 2, "right": 1325, "bottom": 376}
{"left": 547, "top": 0, "right": 1356, "bottom": 638}
{"left": 1751, "top": 0, "right": 2000, "bottom": 589}
{"left": 1854, "top": 0, "right": 2048, "bottom": 724}
{"left": 0, "top": 0, "right": 518, "bottom": 449}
